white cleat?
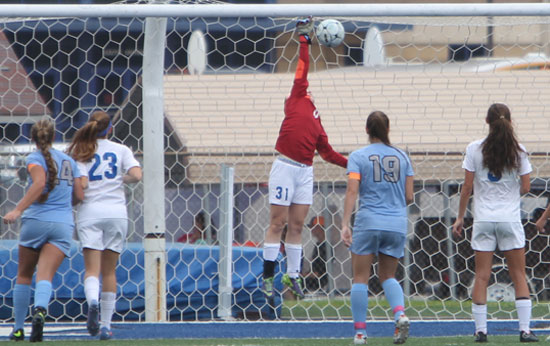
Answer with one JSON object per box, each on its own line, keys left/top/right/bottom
{"left": 354, "top": 332, "right": 367, "bottom": 344}
{"left": 393, "top": 314, "right": 410, "bottom": 344}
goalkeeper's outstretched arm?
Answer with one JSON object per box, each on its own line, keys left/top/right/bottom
{"left": 289, "top": 16, "right": 313, "bottom": 98}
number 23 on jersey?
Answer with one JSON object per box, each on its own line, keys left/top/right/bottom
{"left": 89, "top": 152, "right": 118, "bottom": 181}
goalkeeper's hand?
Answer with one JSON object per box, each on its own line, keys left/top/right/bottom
{"left": 296, "top": 16, "right": 314, "bottom": 35}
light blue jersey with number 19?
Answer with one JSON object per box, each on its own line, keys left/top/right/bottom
{"left": 347, "top": 143, "right": 414, "bottom": 234}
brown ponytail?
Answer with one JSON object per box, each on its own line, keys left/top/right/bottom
{"left": 366, "top": 111, "right": 391, "bottom": 145}
{"left": 481, "top": 103, "right": 523, "bottom": 178}
{"left": 68, "top": 111, "right": 111, "bottom": 162}
{"left": 31, "top": 118, "right": 56, "bottom": 203}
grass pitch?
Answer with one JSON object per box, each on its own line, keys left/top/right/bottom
{"left": 32, "top": 335, "right": 545, "bottom": 345}
{"left": 283, "top": 297, "right": 550, "bottom": 320}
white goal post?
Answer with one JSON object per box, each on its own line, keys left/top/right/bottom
{"left": 0, "top": 2, "right": 550, "bottom": 324}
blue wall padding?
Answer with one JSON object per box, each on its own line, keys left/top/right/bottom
{"left": 0, "top": 241, "right": 282, "bottom": 321}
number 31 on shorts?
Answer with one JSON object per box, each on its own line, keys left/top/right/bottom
{"left": 275, "top": 186, "right": 289, "bottom": 201}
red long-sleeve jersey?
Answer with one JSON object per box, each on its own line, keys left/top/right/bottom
{"left": 275, "top": 35, "right": 347, "bottom": 168}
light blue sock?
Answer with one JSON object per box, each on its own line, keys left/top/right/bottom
{"left": 13, "top": 284, "right": 31, "bottom": 330}
{"left": 34, "top": 280, "right": 52, "bottom": 310}
{"left": 382, "top": 278, "right": 405, "bottom": 321}
{"left": 351, "top": 283, "right": 368, "bottom": 335}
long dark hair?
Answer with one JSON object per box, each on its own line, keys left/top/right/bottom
{"left": 366, "top": 111, "right": 390, "bottom": 145}
{"left": 481, "top": 103, "right": 523, "bottom": 178}
{"left": 68, "top": 111, "right": 111, "bottom": 162}
{"left": 31, "top": 118, "right": 57, "bottom": 203}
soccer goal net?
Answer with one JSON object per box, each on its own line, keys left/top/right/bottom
{"left": 1, "top": 1, "right": 550, "bottom": 323}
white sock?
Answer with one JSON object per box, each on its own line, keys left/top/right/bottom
{"left": 84, "top": 276, "right": 100, "bottom": 306}
{"left": 516, "top": 299, "right": 532, "bottom": 333}
{"left": 472, "top": 303, "right": 487, "bottom": 334}
{"left": 100, "top": 291, "right": 116, "bottom": 329}
{"left": 263, "top": 243, "right": 280, "bottom": 261}
{"left": 285, "top": 243, "right": 302, "bottom": 278}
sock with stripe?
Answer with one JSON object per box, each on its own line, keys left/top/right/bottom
{"left": 351, "top": 283, "right": 368, "bottom": 336}
{"left": 382, "top": 278, "right": 405, "bottom": 321}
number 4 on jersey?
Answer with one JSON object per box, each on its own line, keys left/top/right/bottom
{"left": 58, "top": 160, "right": 74, "bottom": 186}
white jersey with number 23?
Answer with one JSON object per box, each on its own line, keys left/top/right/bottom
{"left": 76, "top": 139, "right": 140, "bottom": 223}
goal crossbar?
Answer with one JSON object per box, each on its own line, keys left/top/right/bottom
{"left": 0, "top": 3, "right": 549, "bottom": 18}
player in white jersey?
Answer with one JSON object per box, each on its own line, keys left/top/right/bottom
{"left": 452, "top": 103, "right": 537, "bottom": 343}
{"left": 68, "top": 111, "right": 142, "bottom": 340}
{"left": 341, "top": 111, "right": 414, "bottom": 345}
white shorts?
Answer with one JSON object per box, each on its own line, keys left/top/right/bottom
{"left": 268, "top": 157, "right": 313, "bottom": 206}
{"left": 471, "top": 221, "right": 525, "bottom": 252}
{"left": 77, "top": 218, "right": 128, "bottom": 253}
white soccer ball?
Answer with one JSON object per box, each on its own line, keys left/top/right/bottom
{"left": 315, "top": 19, "right": 345, "bottom": 48}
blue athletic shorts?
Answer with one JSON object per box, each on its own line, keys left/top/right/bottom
{"left": 20, "top": 218, "right": 74, "bottom": 257}
{"left": 350, "top": 230, "right": 406, "bottom": 258}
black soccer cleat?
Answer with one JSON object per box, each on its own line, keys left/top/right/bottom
{"left": 9, "top": 328, "right": 24, "bottom": 341}
{"left": 520, "top": 330, "right": 539, "bottom": 343}
{"left": 30, "top": 306, "right": 46, "bottom": 342}
{"left": 87, "top": 301, "right": 100, "bottom": 336}
{"left": 474, "top": 331, "right": 488, "bottom": 343}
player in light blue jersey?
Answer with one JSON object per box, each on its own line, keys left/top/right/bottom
{"left": 3, "top": 118, "right": 84, "bottom": 342}
{"left": 341, "top": 111, "right": 414, "bottom": 345}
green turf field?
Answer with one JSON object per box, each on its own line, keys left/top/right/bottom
{"left": 282, "top": 297, "right": 550, "bottom": 320}
{"left": 32, "top": 335, "right": 548, "bottom": 345}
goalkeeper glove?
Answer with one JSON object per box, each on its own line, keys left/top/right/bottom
{"left": 296, "top": 16, "right": 314, "bottom": 36}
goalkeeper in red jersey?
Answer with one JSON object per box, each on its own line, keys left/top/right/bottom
{"left": 262, "top": 16, "right": 347, "bottom": 300}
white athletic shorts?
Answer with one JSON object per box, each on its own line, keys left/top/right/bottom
{"left": 77, "top": 218, "right": 128, "bottom": 253}
{"left": 268, "top": 157, "right": 313, "bottom": 206}
{"left": 471, "top": 221, "right": 525, "bottom": 252}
